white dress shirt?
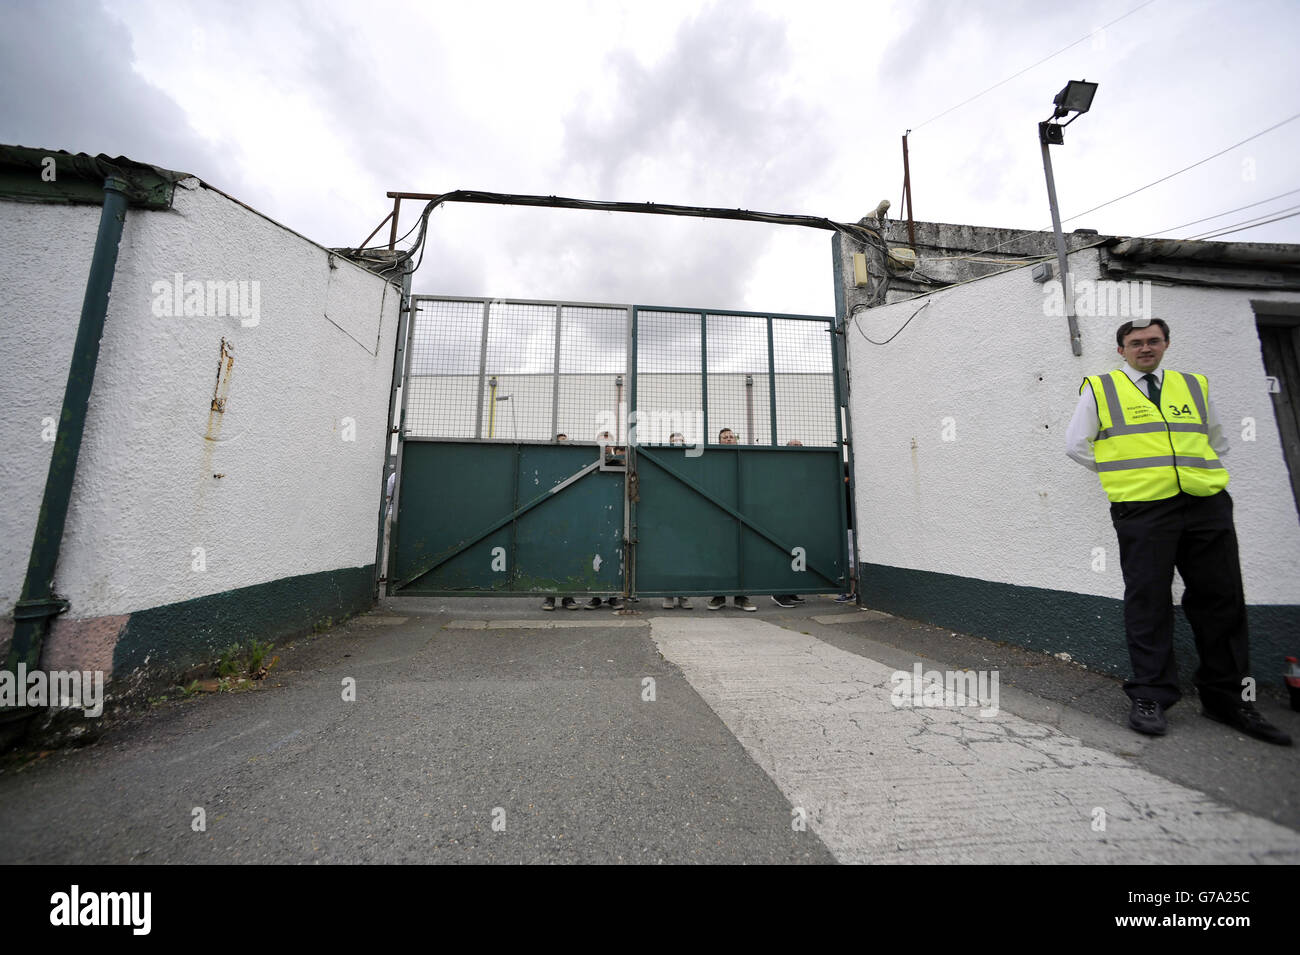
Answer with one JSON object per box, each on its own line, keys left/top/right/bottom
{"left": 1065, "top": 363, "right": 1228, "bottom": 471}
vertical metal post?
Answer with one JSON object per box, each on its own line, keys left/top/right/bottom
{"left": 901, "top": 132, "right": 916, "bottom": 251}
{"left": 766, "top": 316, "right": 778, "bottom": 445}
{"left": 623, "top": 305, "right": 636, "bottom": 601}
{"left": 615, "top": 376, "right": 624, "bottom": 445}
{"left": 473, "top": 300, "right": 490, "bottom": 437}
{"left": 1040, "top": 125, "right": 1083, "bottom": 356}
{"left": 745, "top": 375, "right": 754, "bottom": 445}
{"left": 830, "top": 315, "right": 854, "bottom": 595}
{"left": 387, "top": 196, "right": 402, "bottom": 251}
{"left": 627, "top": 307, "right": 638, "bottom": 435}
{"left": 551, "top": 304, "right": 562, "bottom": 441}
{"left": 377, "top": 266, "right": 416, "bottom": 597}
{"left": 735, "top": 431, "right": 744, "bottom": 595}
{"left": 700, "top": 312, "right": 709, "bottom": 443}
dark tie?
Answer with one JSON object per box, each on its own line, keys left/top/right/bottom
{"left": 1142, "top": 373, "right": 1161, "bottom": 407}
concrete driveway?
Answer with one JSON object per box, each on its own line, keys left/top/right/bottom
{"left": 1, "top": 595, "right": 1297, "bottom": 864}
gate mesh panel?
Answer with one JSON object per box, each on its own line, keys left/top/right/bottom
{"left": 405, "top": 299, "right": 483, "bottom": 438}
{"left": 635, "top": 310, "right": 703, "bottom": 445}
{"left": 480, "top": 302, "right": 555, "bottom": 441}
{"left": 772, "top": 318, "right": 836, "bottom": 447}
{"left": 404, "top": 298, "right": 835, "bottom": 447}
{"left": 706, "top": 314, "right": 771, "bottom": 446}
{"left": 558, "top": 305, "right": 628, "bottom": 444}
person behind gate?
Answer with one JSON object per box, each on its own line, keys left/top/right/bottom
{"left": 1065, "top": 317, "right": 1290, "bottom": 745}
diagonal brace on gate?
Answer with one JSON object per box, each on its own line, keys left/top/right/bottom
{"left": 392, "top": 459, "right": 603, "bottom": 591}
{"left": 637, "top": 448, "right": 843, "bottom": 588}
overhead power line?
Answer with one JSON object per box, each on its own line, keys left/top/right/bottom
{"left": 1060, "top": 111, "right": 1300, "bottom": 225}
{"left": 911, "top": 0, "right": 1158, "bottom": 132}
{"left": 1142, "top": 187, "right": 1300, "bottom": 237}
{"left": 914, "top": 109, "right": 1300, "bottom": 263}
{"left": 1185, "top": 205, "right": 1300, "bottom": 241}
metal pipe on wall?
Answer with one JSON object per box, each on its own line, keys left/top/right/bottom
{"left": 5, "top": 175, "right": 131, "bottom": 682}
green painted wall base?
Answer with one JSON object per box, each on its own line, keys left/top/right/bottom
{"left": 113, "top": 565, "right": 375, "bottom": 684}
{"left": 859, "top": 562, "right": 1300, "bottom": 682}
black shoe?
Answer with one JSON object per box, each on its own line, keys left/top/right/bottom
{"left": 542, "top": 597, "right": 555, "bottom": 611}
{"left": 1128, "top": 698, "right": 1167, "bottom": 736}
{"left": 707, "top": 596, "right": 726, "bottom": 611}
{"left": 561, "top": 597, "right": 578, "bottom": 610}
{"left": 771, "top": 595, "right": 796, "bottom": 608}
{"left": 584, "top": 597, "right": 603, "bottom": 610}
{"left": 791, "top": 595, "right": 805, "bottom": 603}
{"left": 1202, "top": 702, "right": 1293, "bottom": 746}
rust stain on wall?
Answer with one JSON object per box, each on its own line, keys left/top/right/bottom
{"left": 206, "top": 338, "right": 235, "bottom": 434}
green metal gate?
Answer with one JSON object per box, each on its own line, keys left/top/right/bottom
{"left": 387, "top": 297, "right": 850, "bottom": 599}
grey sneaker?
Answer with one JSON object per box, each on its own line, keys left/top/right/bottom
{"left": 562, "top": 597, "right": 579, "bottom": 610}
{"left": 662, "top": 597, "right": 676, "bottom": 609}
{"left": 707, "top": 596, "right": 726, "bottom": 611}
{"left": 677, "top": 597, "right": 693, "bottom": 610}
{"left": 542, "top": 597, "right": 555, "bottom": 611}
{"left": 735, "top": 596, "right": 757, "bottom": 612}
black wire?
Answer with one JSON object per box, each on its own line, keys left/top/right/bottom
{"left": 851, "top": 300, "right": 931, "bottom": 345}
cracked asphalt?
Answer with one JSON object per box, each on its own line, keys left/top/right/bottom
{"left": 1, "top": 595, "right": 1296, "bottom": 864}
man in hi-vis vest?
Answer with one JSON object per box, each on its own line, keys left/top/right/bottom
{"left": 1066, "top": 318, "right": 1290, "bottom": 745}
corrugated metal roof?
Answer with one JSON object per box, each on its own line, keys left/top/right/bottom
{"left": 0, "top": 144, "right": 190, "bottom": 209}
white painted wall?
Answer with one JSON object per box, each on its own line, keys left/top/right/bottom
{"left": 0, "top": 178, "right": 399, "bottom": 621}
{"left": 845, "top": 248, "right": 1300, "bottom": 605}
{"left": 0, "top": 201, "right": 100, "bottom": 619}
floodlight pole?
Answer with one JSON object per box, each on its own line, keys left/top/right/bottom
{"left": 1039, "top": 122, "right": 1082, "bottom": 357}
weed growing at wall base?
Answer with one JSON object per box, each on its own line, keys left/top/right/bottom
{"left": 151, "top": 272, "right": 260, "bottom": 327}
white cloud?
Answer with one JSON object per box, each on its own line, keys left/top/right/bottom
{"left": 2, "top": 0, "right": 1297, "bottom": 317}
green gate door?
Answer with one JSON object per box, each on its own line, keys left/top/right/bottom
{"left": 386, "top": 297, "right": 849, "bottom": 600}
{"left": 389, "top": 440, "right": 624, "bottom": 596}
{"left": 628, "top": 306, "right": 848, "bottom": 597}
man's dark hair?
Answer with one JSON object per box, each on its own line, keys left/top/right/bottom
{"left": 718, "top": 427, "right": 734, "bottom": 441}
{"left": 1116, "top": 318, "right": 1169, "bottom": 348}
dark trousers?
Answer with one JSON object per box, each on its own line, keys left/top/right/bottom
{"left": 1110, "top": 490, "right": 1250, "bottom": 710}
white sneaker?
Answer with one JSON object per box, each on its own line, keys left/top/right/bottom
{"left": 677, "top": 597, "right": 693, "bottom": 610}
{"left": 662, "top": 597, "right": 676, "bottom": 609}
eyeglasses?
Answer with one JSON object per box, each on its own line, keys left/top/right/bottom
{"left": 1123, "top": 337, "right": 1166, "bottom": 349}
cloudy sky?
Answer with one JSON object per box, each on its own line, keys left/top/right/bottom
{"left": 3, "top": 0, "right": 1298, "bottom": 315}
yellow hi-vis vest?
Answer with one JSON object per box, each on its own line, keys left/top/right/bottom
{"left": 1082, "top": 369, "right": 1228, "bottom": 502}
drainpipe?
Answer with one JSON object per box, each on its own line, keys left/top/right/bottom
{"left": 374, "top": 256, "right": 414, "bottom": 599}
{"left": 5, "top": 176, "right": 130, "bottom": 678}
